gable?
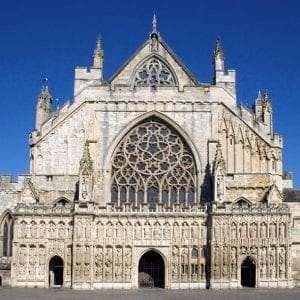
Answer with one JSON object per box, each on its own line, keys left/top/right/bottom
{"left": 109, "top": 37, "right": 198, "bottom": 89}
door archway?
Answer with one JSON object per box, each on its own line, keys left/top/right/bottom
{"left": 241, "top": 257, "right": 256, "bottom": 287}
{"left": 49, "top": 256, "right": 64, "bottom": 287}
{"left": 138, "top": 250, "right": 165, "bottom": 288}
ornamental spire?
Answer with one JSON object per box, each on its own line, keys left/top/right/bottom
{"left": 152, "top": 14, "right": 158, "bottom": 35}
{"left": 257, "top": 90, "right": 263, "bottom": 100}
{"left": 150, "top": 14, "right": 159, "bottom": 52}
{"left": 80, "top": 141, "right": 93, "bottom": 174}
{"left": 93, "top": 34, "right": 104, "bottom": 70}
{"left": 214, "top": 36, "right": 224, "bottom": 60}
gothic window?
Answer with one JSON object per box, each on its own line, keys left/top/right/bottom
{"left": 1, "top": 213, "right": 13, "bottom": 257}
{"left": 111, "top": 118, "right": 196, "bottom": 208}
{"left": 134, "top": 58, "right": 177, "bottom": 87}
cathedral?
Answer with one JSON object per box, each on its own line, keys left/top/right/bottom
{"left": 0, "top": 17, "right": 300, "bottom": 289}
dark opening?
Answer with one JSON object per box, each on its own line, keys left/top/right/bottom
{"left": 49, "top": 256, "right": 64, "bottom": 286}
{"left": 241, "top": 257, "right": 256, "bottom": 287}
{"left": 0, "top": 275, "right": 2, "bottom": 286}
{"left": 138, "top": 250, "right": 165, "bottom": 288}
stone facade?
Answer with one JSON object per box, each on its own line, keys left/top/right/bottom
{"left": 0, "top": 18, "right": 299, "bottom": 289}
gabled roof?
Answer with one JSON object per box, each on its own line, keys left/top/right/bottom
{"left": 109, "top": 36, "right": 199, "bottom": 86}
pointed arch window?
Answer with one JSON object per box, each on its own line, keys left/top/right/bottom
{"left": 1, "top": 213, "right": 14, "bottom": 257}
{"left": 133, "top": 58, "right": 177, "bottom": 87}
{"left": 111, "top": 117, "right": 196, "bottom": 208}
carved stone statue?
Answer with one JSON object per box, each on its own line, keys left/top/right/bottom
{"left": 279, "top": 223, "right": 285, "bottom": 239}
{"left": 95, "top": 247, "right": 103, "bottom": 278}
{"left": 279, "top": 247, "right": 286, "bottom": 279}
{"left": 269, "top": 223, "right": 276, "bottom": 238}
{"left": 105, "top": 247, "right": 113, "bottom": 280}
{"left": 114, "top": 247, "right": 123, "bottom": 280}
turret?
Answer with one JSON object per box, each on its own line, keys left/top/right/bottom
{"left": 74, "top": 35, "right": 104, "bottom": 98}
{"left": 253, "top": 90, "right": 273, "bottom": 136}
{"left": 35, "top": 80, "right": 53, "bottom": 131}
{"left": 213, "top": 37, "right": 236, "bottom": 99}
{"left": 214, "top": 37, "right": 224, "bottom": 74}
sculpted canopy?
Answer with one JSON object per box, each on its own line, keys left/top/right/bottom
{"left": 111, "top": 117, "right": 196, "bottom": 208}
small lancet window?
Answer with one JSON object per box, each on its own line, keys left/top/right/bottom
{"left": 1, "top": 213, "right": 13, "bottom": 257}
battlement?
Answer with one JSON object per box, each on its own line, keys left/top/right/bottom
{"left": 0, "top": 174, "right": 29, "bottom": 190}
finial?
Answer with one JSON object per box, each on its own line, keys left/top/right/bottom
{"left": 257, "top": 90, "right": 263, "bottom": 100}
{"left": 152, "top": 14, "right": 158, "bottom": 34}
{"left": 93, "top": 34, "right": 104, "bottom": 69}
{"left": 214, "top": 36, "right": 224, "bottom": 59}
{"left": 41, "top": 77, "right": 49, "bottom": 92}
{"left": 96, "top": 34, "right": 102, "bottom": 51}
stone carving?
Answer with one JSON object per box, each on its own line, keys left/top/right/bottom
{"left": 249, "top": 222, "right": 257, "bottom": 238}
{"left": 269, "top": 246, "right": 276, "bottom": 278}
{"left": 105, "top": 247, "right": 113, "bottom": 280}
{"left": 143, "top": 222, "right": 151, "bottom": 239}
{"left": 153, "top": 222, "right": 161, "bottom": 239}
{"left": 172, "top": 246, "right": 180, "bottom": 279}
{"left": 163, "top": 223, "right": 171, "bottom": 239}
{"left": 134, "top": 223, "right": 142, "bottom": 239}
{"left": 114, "top": 247, "right": 123, "bottom": 280}
{"left": 124, "top": 246, "right": 132, "bottom": 280}
{"left": 260, "top": 222, "right": 267, "bottom": 238}
{"left": 231, "top": 247, "right": 237, "bottom": 279}
{"left": 279, "top": 247, "right": 286, "bottom": 279}
{"left": 116, "top": 222, "right": 124, "bottom": 240}
{"left": 279, "top": 222, "right": 285, "bottom": 239}
{"left": 240, "top": 222, "right": 247, "bottom": 238}
{"left": 95, "top": 246, "right": 103, "bottom": 279}
{"left": 214, "top": 246, "right": 220, "bottom": 279}
{"left": 269, "top": 223, "right": 276, "bottom": 238}
{"left": 260, "top": 247, "right": 267, "bottom": 278}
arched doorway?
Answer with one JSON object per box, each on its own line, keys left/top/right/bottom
{"left": 241, "top": 257, "right": 256, "bottom": 287}
{"left": 49, "top": 256, "right": 64, "bottom": 287}
{"left": 138, "top": 250, "right": 165, "bottom": 288}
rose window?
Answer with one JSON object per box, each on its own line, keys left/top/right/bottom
{"left": 134, "top": 58, "right": 176, "bottom": 87}
{"left": 111, "top": 118, "right": 196, "bottom": 208}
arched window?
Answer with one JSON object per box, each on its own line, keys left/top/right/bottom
{"left": 1, "top": 213, "right": 14, "bottom": 257}
{"left": 133, "top": 57, "right": 177, "bottom": 87}
{"left": 111, "top": 117, "right": 196, "bottom": 208}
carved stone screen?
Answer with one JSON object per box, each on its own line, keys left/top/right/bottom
{"left": 111, "top": 118, "right": 196, "bottom": 208}
{"left": 134, "top": 58, "right": 176, "bottom": 87}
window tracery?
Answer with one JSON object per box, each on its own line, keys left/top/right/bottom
{"left": 134, "top": 58, "right": 176, "bottom": 87}
{"left": 111, "top": 118, "right": 196, "bottom": 208}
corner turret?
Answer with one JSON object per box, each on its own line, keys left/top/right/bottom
{"left": 253, "top": 90, "right": 273, "bottom": 136}
{"left": 74, "top": 35, "right": 104, "bottom": 98}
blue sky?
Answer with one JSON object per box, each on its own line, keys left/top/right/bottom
{"left": 0, "top": 0, "right": 299, "bottom": 187}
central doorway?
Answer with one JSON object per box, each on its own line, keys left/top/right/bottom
{"left": 49, "top": 256, "right": 64, "bottom": 287}
{"left": 241, "top": 257, "right": 256, "bottom": 287}
{"left": 138, "top": 250, "right": 165, "bottom": 288}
